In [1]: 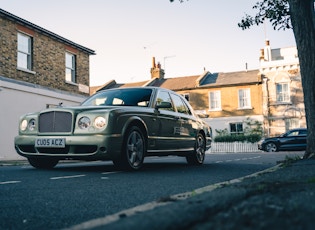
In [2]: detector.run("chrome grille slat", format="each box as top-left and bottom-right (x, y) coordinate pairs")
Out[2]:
(39, 111), (72, 133)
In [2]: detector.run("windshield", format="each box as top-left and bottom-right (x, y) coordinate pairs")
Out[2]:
(82, 88), (153, 107)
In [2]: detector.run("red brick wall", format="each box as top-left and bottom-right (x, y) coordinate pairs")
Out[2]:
(0, 17), (90, 95)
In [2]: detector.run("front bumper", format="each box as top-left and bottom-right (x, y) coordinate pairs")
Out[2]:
(257, 141), (264, 150)
(14, 134), (123, 161)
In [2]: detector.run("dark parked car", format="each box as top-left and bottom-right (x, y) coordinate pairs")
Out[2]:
(15, 87), (212, 170)
(258, 128), (307, 152)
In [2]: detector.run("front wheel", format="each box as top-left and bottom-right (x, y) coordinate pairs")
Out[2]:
(264, 142), (278, 152)
(186, 133), (206, 165)
(114, 126), (146, 171)
(28, 157), (59, 169)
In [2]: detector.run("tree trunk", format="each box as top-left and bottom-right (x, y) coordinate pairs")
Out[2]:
(288, 0), (315, 158)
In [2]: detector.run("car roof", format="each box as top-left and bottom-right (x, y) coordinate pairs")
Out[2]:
(290, 128), (307, 131)
(97, 86), (171, 92)
(96, 86), (179, 96)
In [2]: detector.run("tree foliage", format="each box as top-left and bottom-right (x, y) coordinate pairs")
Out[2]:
(214, 134), (261, 143)
(238, 0), (291, 30)
(238, 0), (315, 159)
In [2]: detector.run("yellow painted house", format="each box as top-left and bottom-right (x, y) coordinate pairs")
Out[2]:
(92, 41), (306, 138)
(92, 58), (264, 138)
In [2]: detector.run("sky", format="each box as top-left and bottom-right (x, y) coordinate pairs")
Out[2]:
(1, 0), (296, 86)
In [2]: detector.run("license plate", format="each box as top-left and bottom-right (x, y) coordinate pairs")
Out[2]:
(35, 138), (65, 148)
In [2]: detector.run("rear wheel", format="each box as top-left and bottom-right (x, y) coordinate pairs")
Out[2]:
(114, 126), (146, 171)
(28, 157), (59, 169)
(265, 142), (278, 152)
(186, 133), (206, 165)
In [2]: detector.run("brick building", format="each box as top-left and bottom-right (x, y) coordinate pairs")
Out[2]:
(0, 8), (95, 95)
(0, 9), (95, 160)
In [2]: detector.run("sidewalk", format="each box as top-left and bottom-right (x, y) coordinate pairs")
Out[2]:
(77, 158), (315, 230)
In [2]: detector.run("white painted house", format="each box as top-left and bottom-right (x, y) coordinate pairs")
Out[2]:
(0, 76), (87, 160)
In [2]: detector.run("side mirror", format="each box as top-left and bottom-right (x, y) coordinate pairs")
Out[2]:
(155, 101), (172, 109)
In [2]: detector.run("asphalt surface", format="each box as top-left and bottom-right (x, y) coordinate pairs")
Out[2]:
(66, 157), (315, 230)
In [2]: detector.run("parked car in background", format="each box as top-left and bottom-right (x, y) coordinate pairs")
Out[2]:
(258, 128), (307, 152)
(15, 87), (212, 170)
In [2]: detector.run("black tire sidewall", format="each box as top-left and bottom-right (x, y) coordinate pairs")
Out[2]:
(122, 126), (146, 170)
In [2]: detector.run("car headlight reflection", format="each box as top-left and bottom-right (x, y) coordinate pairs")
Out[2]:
(20, 119), (28, 131)
(28, 119), (36, 131)
(78, 116), (91, 129)
(94, 116), (106, 129)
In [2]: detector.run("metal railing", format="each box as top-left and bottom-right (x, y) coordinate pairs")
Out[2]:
(209, 142), (260, 153)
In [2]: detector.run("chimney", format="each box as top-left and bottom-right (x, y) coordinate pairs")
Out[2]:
(152, 57), (156, 68)
(150, 57), (165, 79)
(259, 49), (264, 60)
(264, 40), (271, 61)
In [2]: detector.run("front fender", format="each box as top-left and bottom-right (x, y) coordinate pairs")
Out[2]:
(120, 115), (148, 137)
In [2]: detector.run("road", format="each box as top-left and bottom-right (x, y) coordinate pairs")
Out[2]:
(0, 151), (304, 230)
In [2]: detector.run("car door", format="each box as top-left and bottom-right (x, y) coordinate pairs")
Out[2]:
(152, 90), (181, 151)
(280, 130), (300, 150)
(169, 93), (196, 150)
(295, 129), (307, 149)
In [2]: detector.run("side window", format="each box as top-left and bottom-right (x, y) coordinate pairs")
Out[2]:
(171, 94), (191, 115)
(156, 91), (174, 112)
(209, 90), (221, 111)
(238, 89), (251, 109)
(182, 99), (192, 115)
(285, 118), (300, 131)
(230, 122), (243, 135)
(65, 52), (76, 83)
(17, 33), (32, 70)
(276, 83), (290, 103)
(287, 131), (299, 137)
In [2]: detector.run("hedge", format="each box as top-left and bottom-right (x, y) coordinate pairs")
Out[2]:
(214, 134), (261, 143)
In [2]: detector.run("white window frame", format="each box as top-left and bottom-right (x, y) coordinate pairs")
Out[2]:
(238, 88), (251, 109)
(209, 91), (221, 111)
(17, 33), (32, 70)
(276, 82), (290, 103)
(230, 122), (243, 135)
(65, 52), (76, 83)
(285, 118), (300, 131)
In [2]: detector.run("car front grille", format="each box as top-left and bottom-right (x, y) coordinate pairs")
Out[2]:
(39, 111), (72, 133)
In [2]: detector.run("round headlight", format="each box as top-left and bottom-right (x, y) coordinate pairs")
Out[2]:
(94, 116), (106, 129)
(20, 119), (28, 131)
(28, 119), (36, 131)
(78, 116), (91, 129)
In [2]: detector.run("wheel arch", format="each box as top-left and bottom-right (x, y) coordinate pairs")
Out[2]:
(198, 129), (206, 146)
(122, 116), (148, 147)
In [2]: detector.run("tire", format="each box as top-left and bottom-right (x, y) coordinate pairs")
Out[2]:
(264, 142), (278, 152)
(28, 157), (59, 169)
(186, 133), (206, 165)
(115, 126), (146, 171)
